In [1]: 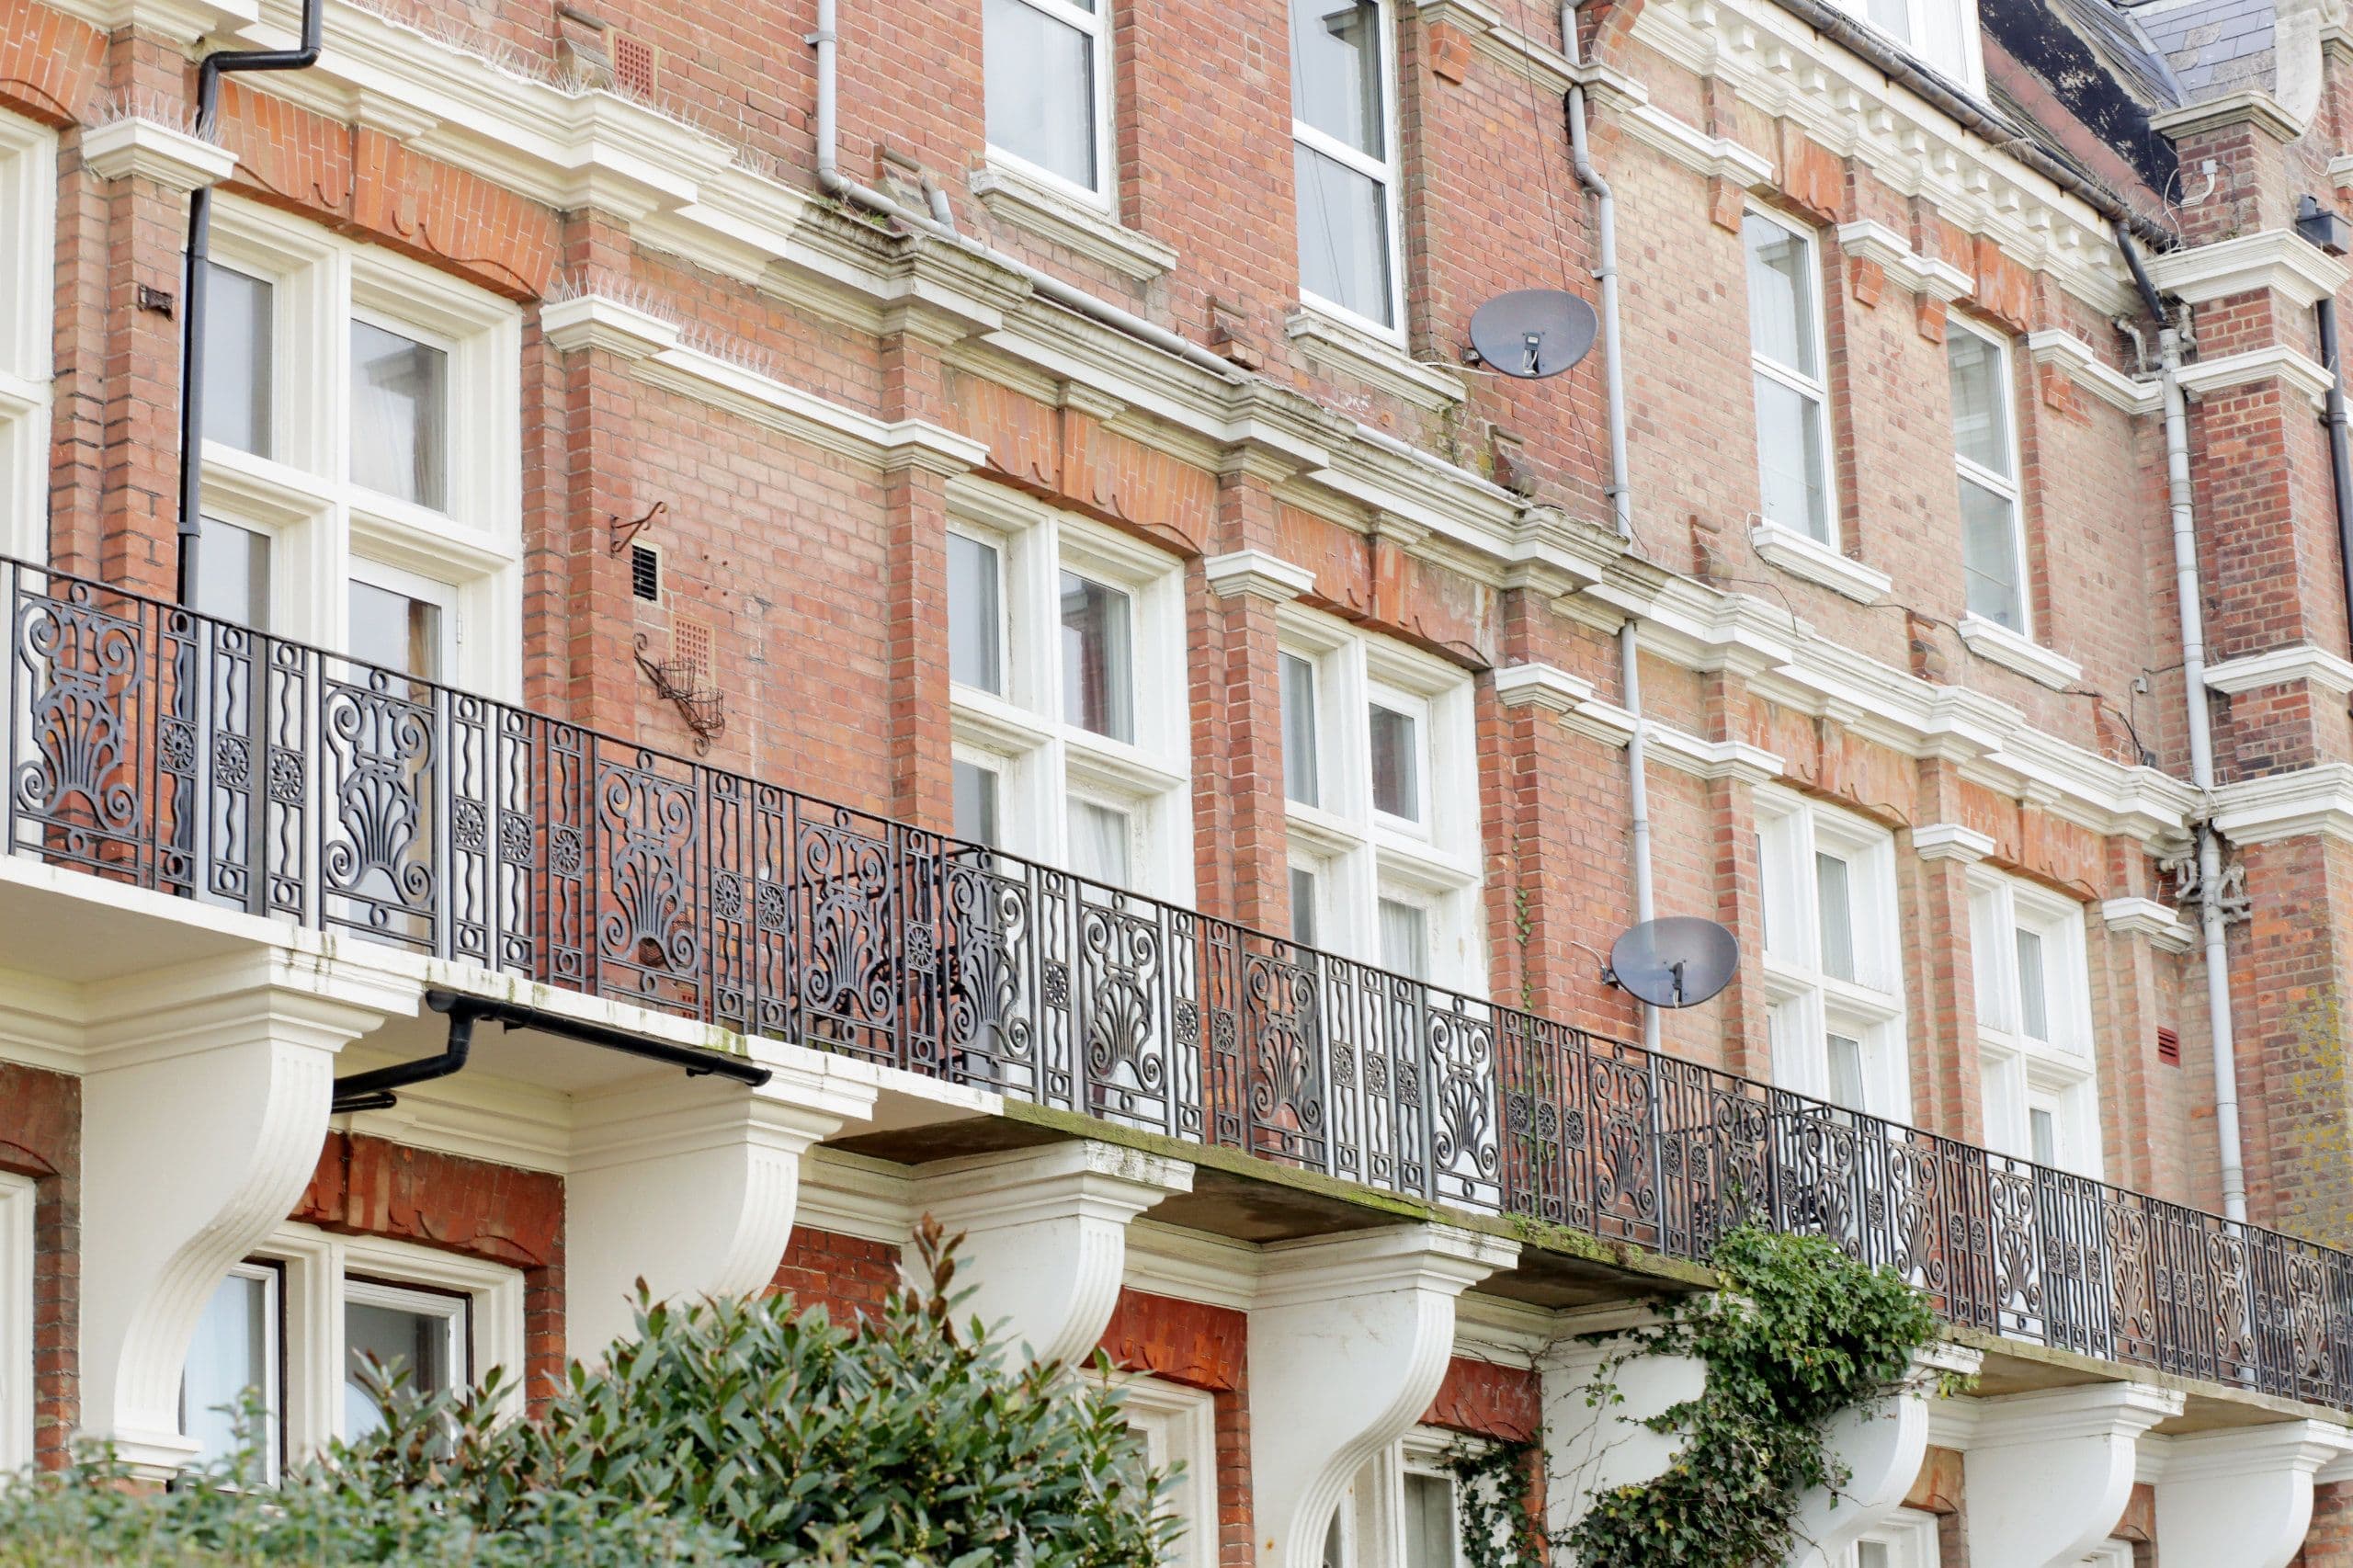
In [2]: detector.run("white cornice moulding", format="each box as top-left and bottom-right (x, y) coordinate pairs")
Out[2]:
(2098, 896), (2196, 952)
(785, 1147), (914, 1246)
(1492, 662), (1597, 714)
(1124, 1219), (1264, 1312)
(632, 342), (988, 476)
(2176, 344), (2337, 408)
(1956, 615), (2083, 691)
(1284, 308), (1467, 413)
(79, 117), (239, 192)
(2143, 229), (2349, 309)
(539, 292), (680, 360)
(1203, 548), (1316, 604)
(2210, 763), (2353, 845)
(1834, 219), (1972, 301)
(1616, 101), (1776, 187)
(967, 163), (1177, 284)
(41, 0), (254, 41)
(2025, 331), (2161, 415)
(1749, 520), (1893, 604)
(2203, 642), (2353, 699)
(2147, 89), (2308, 146)
(1563, 695), (1785, 782)
(1912, 823), (1996, 863)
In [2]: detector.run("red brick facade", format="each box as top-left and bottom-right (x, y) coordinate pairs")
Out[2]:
(0, 1062), (76, 1470)
(767, 1227), (902, 1325)
(1098, 1288), (1252, 1567)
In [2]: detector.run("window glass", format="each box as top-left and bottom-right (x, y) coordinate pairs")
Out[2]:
(1290, 865), (1319, 947)
(1379, 896), (1427, 981)
(203, 262), (272, 459)
(1861, 0), (1909, 40)
(183, 1268), (277, 1476)
(2015, 926), (2049, 1043)
(949, 533), (1005, 694)
(1858, 1543), (1893, 1568)
(1815, 851), (1856, 983)
(1070, 797), (1131, 887)
(1295, 144), (1395, 327)
(1960, 479), (2023, 631)
(1290, 0), (1385, 156)
(348, 579), (443, 684)
(1281, 651), (1321, 806)
(1369, 702), (1419, 821)
(1827, 1031), (1867, 1111)
(1755, 374), (1829, 540)
(1743, 217), (1819, 375)
(983, 0), (1098, 190)
(1402, 1471), (1457, 1568)
(953, 760), (1000, 847)
(349, 319), (448, 509)
(2029, 1105), (2058, 1165)
(194, 519), (271, 630)
(1059, 571), (1134, 742)
(1947, 332), (2011, 476)
(345, 1286), (461, 1440)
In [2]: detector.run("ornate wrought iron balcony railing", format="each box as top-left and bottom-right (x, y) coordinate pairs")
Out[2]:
(6, 554), (2349, 1408)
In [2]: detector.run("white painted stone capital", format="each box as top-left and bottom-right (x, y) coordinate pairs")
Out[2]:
(1250, 1224), (1518, 1566)
(2148, 1420), (2353, 1568)
(80, 116), (237, 192)
(564, 1060), (876, 1356)
(915, 1141), (1193, 1367)
(1788, 1344), (1982, 1568)
(1203, 548), (1317, 605)
(79, 952), (422, 1474)
(1911, 823), (1996, 864)
(1961, 1382), (2183, 1568)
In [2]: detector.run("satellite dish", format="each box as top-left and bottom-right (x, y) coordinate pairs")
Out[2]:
(1608, 916), (1740, 1008)
(1467, 289), (1599, 380)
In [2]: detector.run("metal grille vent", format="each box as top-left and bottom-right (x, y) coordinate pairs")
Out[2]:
(2156, 1026), (2181, 1066)
(631, 544), (659, 602)
(612, 32), (654, 97)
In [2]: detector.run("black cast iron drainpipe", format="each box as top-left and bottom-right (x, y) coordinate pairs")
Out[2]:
(175, 0), (325, 608)
(330, 990), (773, 1114)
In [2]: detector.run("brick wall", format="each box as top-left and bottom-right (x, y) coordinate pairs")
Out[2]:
(1098, 1288), (1252, 1568)
(767, 1227), (901, 1325)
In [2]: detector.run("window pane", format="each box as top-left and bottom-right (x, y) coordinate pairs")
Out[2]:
(349, 320), (449, 509)
(1743, 216), (1819, 376)
(2015, 927), (2049, 1042)
(1069, 797), (1131, 886)
(1402, 1472), (1456, 1568)
(194, 518), (270, 630)
(2029, 1105), (2058, 1166)
(1756, 372), (1829, 540)
(348, 580), (443, 683)
(1296, 142), (1394, 327)
(1290, 0), (1385, 156)
(1815, 852), (1856, 983)
(984, 0), (1097, 189)
(1827, 1031), (1867, 1111)
(1960, 477), (2024, 631)
(1369, 702), (1419, 819)
(1948, 331), (2012, 476)
(1858, 1542), (1893, 1568)
(949, 533), (1004, 694)
(202, 262), (271, 458)
(1379, 896), (1427, 981)
(953, 760), (1000, 846)
(346, 1294), (459, 1440)
(1290, 865), (1318, 947)
(1281, 652), (1321, 806)
(1060, 571), (1134, 742)
(183, 1271), (273, 1472)
(1861, 0), (1910, 39)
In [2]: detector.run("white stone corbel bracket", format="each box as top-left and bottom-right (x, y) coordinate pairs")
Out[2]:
(1962, 1381), (2184, 1568)
(915, 1141), (1194, 1368)
(79, 951), (423, 1474)
(1250, 1223), (1519, 1565)
(565, 1055), (877, 1357)
(2149, 1419), (2353, 1568)
(1788, 1343), (1982, 1567)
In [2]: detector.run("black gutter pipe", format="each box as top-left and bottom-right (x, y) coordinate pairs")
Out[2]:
(330, 989), (773, 1114)
(2116, 218), (2167, 320)
(2320, 298), (2353, 656)
(176, 0), (325, 607)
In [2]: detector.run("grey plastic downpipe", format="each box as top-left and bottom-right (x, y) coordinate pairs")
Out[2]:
(1563, 0), (1657, 1048)
(2119, 222), (2246, 1223)
(808, 0), (1242, 385)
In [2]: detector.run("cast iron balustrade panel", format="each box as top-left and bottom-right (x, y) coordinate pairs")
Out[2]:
(6, 554), (2352, 1408)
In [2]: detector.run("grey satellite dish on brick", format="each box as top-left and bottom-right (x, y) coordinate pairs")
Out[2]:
(1467, 289), (1600, 380)
(1607, 916), (1740, 1008)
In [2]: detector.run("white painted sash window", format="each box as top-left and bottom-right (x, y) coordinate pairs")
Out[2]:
(1290, 0), (1404, 335)
(1744, 210), (1836, 546)
(0, 111), (55, 562)
(984, 0), (1113, 201)
(1971, 870), (2100, 1176)
(1756, 790), (1908, 1119)
(1119, 1376), (1218, 1567)
(0, 1171), (34, 1474)
(1948, 323), (2029, 634)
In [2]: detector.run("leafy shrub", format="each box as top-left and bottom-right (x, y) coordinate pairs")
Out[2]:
(0, 1218), (1172, 1567)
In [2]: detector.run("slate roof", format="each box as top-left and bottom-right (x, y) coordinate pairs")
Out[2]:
(2118, 0), (2277, 97)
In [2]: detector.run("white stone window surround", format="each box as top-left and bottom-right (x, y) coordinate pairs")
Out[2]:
(1845, 1506), (1942, 1566)
(1275, 603), (1484, 992)
(0, 111), (56, 563)
(1118, 1374), (1219, 1568)
(192, 196), (523, 699)
(229, 1222), (526, 1463)
(1946, 316), (2034, 640)
(1742, 202), (1842, 548)
(1755, 786), (1911, 1120)
(1324, 1426), (1480, 1567)
(983, 0), (1118, 210)
(1290, 0), (1409, 342)
(945, 484), (1194, 902)
(0, 1169), (31, 1473)
(1968, 868), (2102, 1178)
